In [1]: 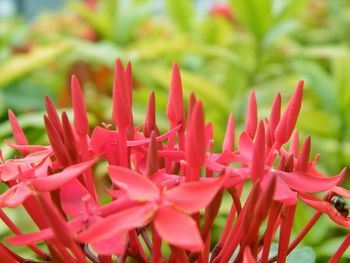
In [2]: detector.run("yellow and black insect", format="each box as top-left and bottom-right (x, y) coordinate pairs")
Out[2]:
(331, 196), (349, 217)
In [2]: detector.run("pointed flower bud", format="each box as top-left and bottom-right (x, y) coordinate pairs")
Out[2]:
(8, 110), (29, 156)
(45, 96), (64, 141)
(222, 114), (235, 153)
(275, 81), (303, 144)
(251, 121), (265, 183)
(146, 131), (159, 177)
(296, 136), (311, 172)
(125, 62), (133, 107)
(244, 90), (258, 139)
(289, 131), (299, 157)
(44, 115), (70, 167)
(268, 92), (281, 142)
(71, 75), (89, 136)
(112, 59), (132, 131)
(185, 101), (206, 167)
(187, 92), (197, 125)
(143, 91), (158, 138)
(166, 63), (185, 127)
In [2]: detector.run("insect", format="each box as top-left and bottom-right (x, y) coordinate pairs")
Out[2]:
(331, 196), (349, 217)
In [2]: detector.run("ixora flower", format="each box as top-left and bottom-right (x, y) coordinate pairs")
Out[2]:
(0, 59), (348, 262)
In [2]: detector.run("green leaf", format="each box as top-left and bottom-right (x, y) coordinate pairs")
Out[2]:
(146, 65), (230, 113)
(0, 42), (70, 88)
(290, 60), (337, 113)
(165, 0), (194, 32)
(229, 0), (273, 40)
(274, 0), (310, 23)
(69, 39), (126, 65)
(295, 46), (348, 59)
(287, 246), (316, 263)
(269, 243), (316, 263)
(113, 3), (154, 44)
(316, 236), (350, 258)
(332, 54), (350, 111)
(69, 2), (113, 40)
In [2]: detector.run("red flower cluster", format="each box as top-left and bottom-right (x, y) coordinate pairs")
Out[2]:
(0, 60), (349, 263)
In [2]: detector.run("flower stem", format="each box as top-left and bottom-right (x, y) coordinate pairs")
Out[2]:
(329, 232), (350, 263)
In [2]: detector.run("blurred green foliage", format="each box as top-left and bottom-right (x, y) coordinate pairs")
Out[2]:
(1, 0), (350, 261)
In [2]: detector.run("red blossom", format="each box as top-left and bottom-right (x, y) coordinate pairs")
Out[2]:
(0, 61), (348, 262)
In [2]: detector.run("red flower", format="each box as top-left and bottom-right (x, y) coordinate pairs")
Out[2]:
(76, 165), (226, 254)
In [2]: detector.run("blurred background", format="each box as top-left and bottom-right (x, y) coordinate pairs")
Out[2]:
(1, 0), (350, 261)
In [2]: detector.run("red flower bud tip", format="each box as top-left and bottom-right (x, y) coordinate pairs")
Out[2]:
(268, 92), (281, 137)
(296, 136), (311, 172)
(61, 112), (79, 163)
(44, 115), (70, 167)
(71, 75), (89, 136)
(146, 131), (159, 177)
(275, 81), (303, 144)
(187, 92), (197, 123)
(125, 62), (135, 140)
(222, 114), (235, 153)
(8, 109), (29, 156)
(45, 96), (64, 141)
(143, 91), (158, 138)
(289, 131), (299, 157)
(166, 63), (185, 127)
(245, 90), (258, 139)
(112, 59), (132, 131)
(186, 101), (206, 168)
(251, 121), (265, 183)
(125, 61), (133, 107)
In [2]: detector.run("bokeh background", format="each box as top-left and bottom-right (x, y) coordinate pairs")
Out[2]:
(1, 0), (350, 261)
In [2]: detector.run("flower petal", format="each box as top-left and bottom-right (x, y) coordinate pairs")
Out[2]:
(60, 179), (94, 218)
(276, 170), (342, 193)
(0, 162), (30, 181)
(299, 193), (350, 228)
(332, 185), (350, 199)
(127, 124), (181, 147)
(154, 206), (203, 251)
(7, 228), (53, 246)
(31, 159), (96, 192)
(90, 127), (117, 156)
(5, 141), (50, 152)
(166, 176), (225, 213)
(90, 231), (128, 255)
(77, 203), (156, 242)
(238, 131), (253, 163)
(0, 184), (32, 207)
(7, 217), (85, 245)
(108, 165), (160, 201)
(269, 175), (297, 205)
